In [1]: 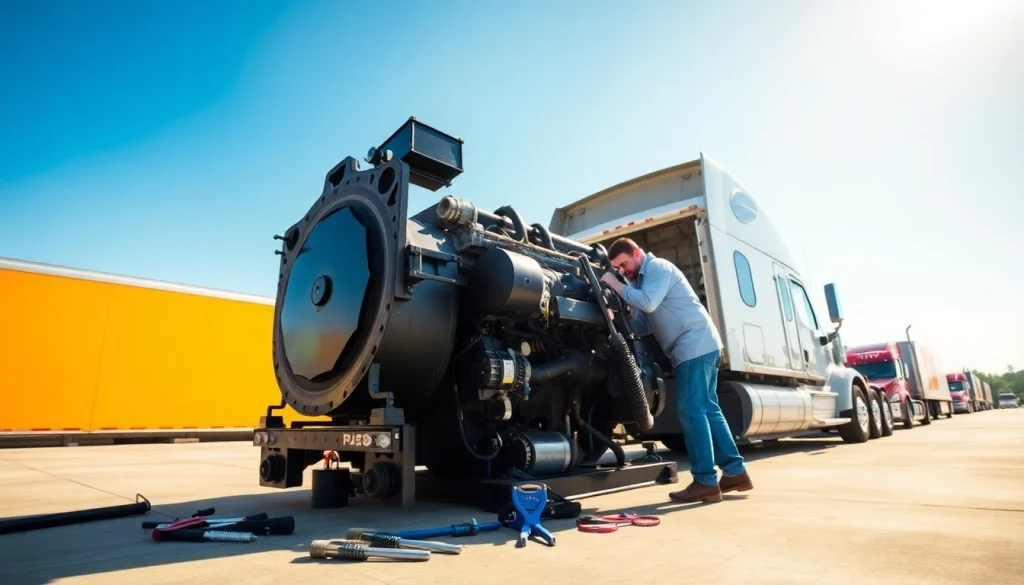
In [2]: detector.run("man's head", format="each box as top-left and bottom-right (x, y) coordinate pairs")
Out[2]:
(607, 237), (645, 280)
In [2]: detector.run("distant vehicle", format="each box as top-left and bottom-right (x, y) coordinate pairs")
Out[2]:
(946, 372), (974, 414)
(946, 371), (991, 413)
(998, 393), (1020, 408)
(845, 340), (953, 428)
(983, 381), (995, 409)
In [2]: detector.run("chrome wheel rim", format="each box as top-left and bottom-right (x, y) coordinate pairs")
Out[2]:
(857, 395), (870, 434)
(871, 399), (882, 435)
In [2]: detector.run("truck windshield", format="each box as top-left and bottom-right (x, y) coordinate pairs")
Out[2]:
(948, 381), (964, 391)
(853, 360), (897, 381)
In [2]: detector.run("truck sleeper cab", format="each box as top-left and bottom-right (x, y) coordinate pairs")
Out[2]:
(547, 154), (891, 449)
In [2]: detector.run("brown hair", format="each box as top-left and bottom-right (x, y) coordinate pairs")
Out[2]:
(607, 237), (640, 260)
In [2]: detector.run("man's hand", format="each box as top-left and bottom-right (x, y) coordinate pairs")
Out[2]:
(600, 272), (622, 294)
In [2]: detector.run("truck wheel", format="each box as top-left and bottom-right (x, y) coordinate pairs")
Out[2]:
(839, 386), (871, 443)
(879, 393), (894, 437)
(920, 401), (932, 426)
(868, 391), (883, 439)
(900, 398), (914, 430)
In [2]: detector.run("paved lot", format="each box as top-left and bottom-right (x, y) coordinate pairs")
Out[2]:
(1, 409), (1022, 585)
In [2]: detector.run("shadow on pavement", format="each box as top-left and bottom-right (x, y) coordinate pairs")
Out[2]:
(0, 432), (849, 584)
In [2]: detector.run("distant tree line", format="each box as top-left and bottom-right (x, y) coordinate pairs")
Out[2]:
(975, 367), (1024, 401)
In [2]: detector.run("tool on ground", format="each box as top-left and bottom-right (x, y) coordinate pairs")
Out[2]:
(148, 513), (293, 542)
(152, 528), (258, 543)
(142, 512), (267, 529)
(497, 478), (581, 525)
(390, 518), (502, 540)
(309, 539), (431, 562)
(147, 515), (292, 536)
(575, 512), (661, 533)
(504, 482), (555, 547)
(0, 493), (152, 536)
(342, 528), (463, 554)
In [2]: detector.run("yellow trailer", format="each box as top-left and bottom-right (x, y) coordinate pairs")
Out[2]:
(0, 256), (315, 446)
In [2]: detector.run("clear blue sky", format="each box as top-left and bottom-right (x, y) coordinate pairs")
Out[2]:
(2, 0), (1022, 373)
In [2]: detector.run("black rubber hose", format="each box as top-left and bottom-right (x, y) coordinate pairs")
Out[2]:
(0, 495), (151, 535)
(572, 394), (625, 468)
(530, 222), (555, 250)
(452, 369), (502, 461)
(577, 255), (655, 432)
(608, 333), (655, 431)
(494, 206), (527, 242)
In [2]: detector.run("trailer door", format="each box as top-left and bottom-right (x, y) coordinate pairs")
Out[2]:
(772, 263), (802, 372)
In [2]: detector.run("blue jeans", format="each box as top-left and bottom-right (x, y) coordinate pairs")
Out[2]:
(674, 350), (746, 486)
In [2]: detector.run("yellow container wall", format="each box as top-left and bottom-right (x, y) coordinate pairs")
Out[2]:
(0, 265), (320, 432)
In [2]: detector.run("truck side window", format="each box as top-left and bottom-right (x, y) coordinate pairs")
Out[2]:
(776, 276), (794, 321)
(733, 251), (756, 307)
(789, 279), (819, 329)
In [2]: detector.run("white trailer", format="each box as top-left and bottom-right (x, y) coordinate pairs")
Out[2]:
(548, 154), (893, 448)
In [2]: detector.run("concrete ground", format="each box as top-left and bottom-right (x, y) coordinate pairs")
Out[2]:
(1, 410), (1022, 585)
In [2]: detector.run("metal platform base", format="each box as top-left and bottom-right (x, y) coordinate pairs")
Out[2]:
(401, 461), (679, 512)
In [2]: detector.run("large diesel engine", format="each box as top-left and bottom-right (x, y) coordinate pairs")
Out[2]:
(255, 118), (676, 506)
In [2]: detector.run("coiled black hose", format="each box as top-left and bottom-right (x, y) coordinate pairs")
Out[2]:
(576, 255), (655, 432)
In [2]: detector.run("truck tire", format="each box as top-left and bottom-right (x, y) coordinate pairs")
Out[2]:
(920, 401), (932, 426)
(839, 386), (871, 444)
(879, 393), (894, 437)
(900, 398), (914, 430)
(868, 391), (883, 439)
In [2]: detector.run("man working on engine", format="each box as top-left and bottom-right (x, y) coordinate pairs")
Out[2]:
(600, 237), (752, 503)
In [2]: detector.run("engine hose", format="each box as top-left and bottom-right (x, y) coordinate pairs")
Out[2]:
(572, 394), (625, 468)
(591, 242), (610, 268)
(494, 206), (527, 242)
(530, 222), (555, 250)
(576, 254), (655, 432)
(608, 332), (655, 431)
(452, 367), (502, 461)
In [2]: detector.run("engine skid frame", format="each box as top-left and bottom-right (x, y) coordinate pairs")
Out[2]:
(255, 406), (678, 512)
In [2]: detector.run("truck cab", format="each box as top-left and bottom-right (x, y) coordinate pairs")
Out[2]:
(845, 342), (922, 429)
(946, 372), (973, 414)
(547, 154), (891, 447)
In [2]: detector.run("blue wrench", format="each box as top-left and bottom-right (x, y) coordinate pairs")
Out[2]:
(507, 482), (555, 547)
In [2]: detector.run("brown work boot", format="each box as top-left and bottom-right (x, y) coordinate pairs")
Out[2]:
(720, 471), (753, 494)
(669, 481), (723, 504)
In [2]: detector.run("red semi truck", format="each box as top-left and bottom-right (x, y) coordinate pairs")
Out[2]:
(845, 340), (953, 429)
(946, 372), (974, 414)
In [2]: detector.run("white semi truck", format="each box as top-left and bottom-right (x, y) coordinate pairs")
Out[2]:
(547, 154), (893, 449)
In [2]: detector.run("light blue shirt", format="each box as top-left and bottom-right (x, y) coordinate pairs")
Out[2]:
(618, 252), (723, 368)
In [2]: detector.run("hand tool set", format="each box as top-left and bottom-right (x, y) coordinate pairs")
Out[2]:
(142, 508), (295, 543)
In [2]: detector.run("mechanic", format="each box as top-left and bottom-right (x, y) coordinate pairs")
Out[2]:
(600, 237), (753, 503)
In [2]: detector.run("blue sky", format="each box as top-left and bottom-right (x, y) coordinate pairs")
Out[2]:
(2, 0), (1022, 373)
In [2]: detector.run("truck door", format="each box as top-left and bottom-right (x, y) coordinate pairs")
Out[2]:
(787, 277), (829, 380)
(772, 263), (802, 372)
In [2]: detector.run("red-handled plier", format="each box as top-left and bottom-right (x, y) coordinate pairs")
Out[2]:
(576, 512), (660, 533)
